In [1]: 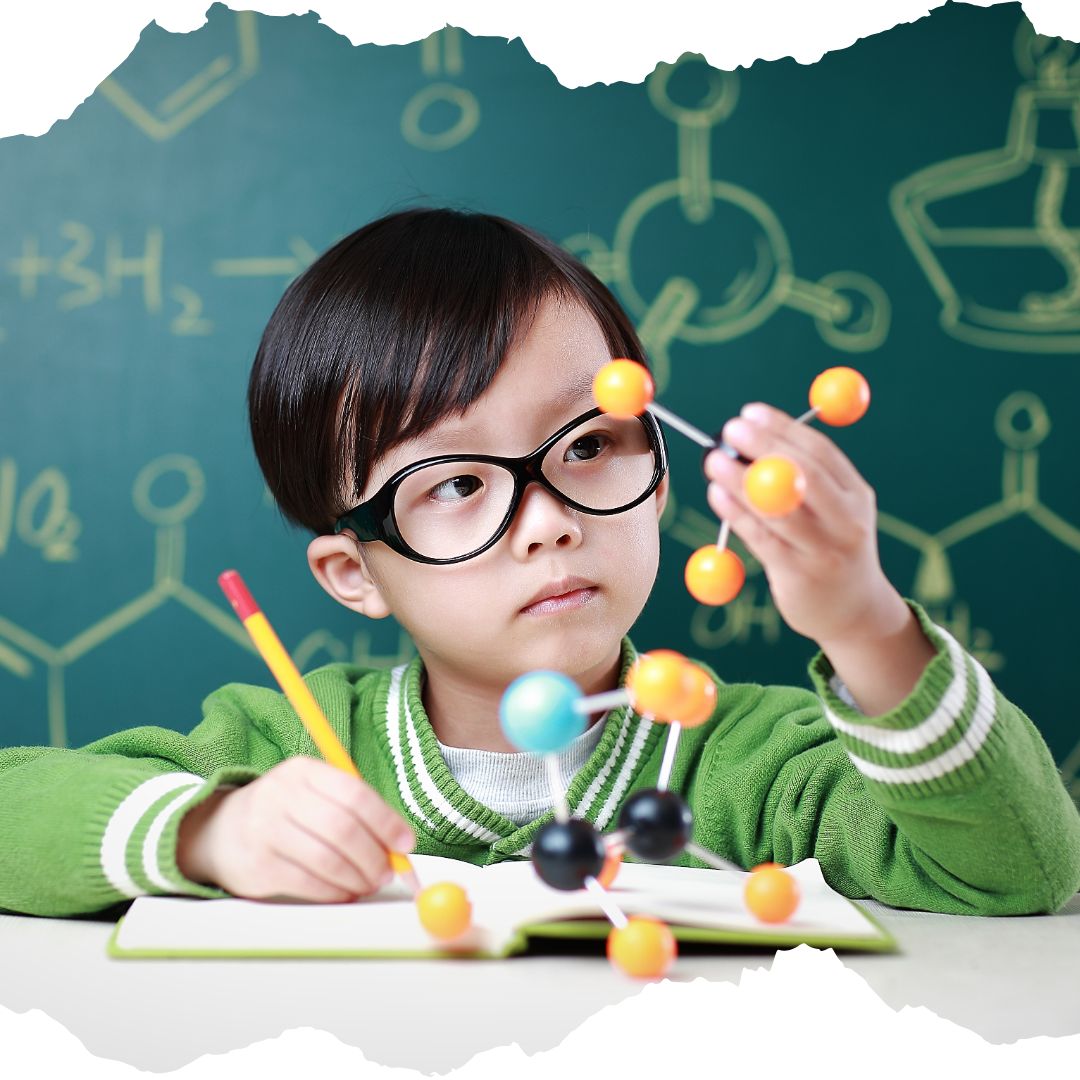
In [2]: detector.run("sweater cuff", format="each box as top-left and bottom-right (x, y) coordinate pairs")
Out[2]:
(808, 601), (1005, 798)
(99, 767), (259, 901)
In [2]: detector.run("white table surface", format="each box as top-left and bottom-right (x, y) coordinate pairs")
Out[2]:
(1, 893), (1078, 1074)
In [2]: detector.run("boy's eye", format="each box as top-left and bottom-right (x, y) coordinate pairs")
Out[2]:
(564, 435), (607, 462)
(428, 474), (483, 502)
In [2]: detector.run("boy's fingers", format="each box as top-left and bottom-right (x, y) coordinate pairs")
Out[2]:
(211, 768), (400, 901)
(755, 403), (867, 492)
(264, 849), (361, 904)
(707, 417), (869, 552)
(706, 480), (795, 568)
(276, 756), (416, 853)
(252, 760), (415, 897)
(301, 764), (416, 854)
(285, 787), (395, 893)
(727, 404), (866, 493)
(272, 814), (386, 897)
(235, 813), (361, 902)
(705, 446), (846, 557)
(344, 784), (417, 855)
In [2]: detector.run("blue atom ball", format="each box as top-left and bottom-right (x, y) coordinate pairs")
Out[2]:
(500, 671), (585, 754)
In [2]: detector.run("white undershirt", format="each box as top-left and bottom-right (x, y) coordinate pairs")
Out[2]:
(828, 674), (865, 714)
(437, 716), (608, 827)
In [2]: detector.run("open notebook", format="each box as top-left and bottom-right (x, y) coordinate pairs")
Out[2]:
(109, 853), (895, 958)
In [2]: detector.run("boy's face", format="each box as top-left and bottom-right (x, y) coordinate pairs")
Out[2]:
(310, 295), (667, 701)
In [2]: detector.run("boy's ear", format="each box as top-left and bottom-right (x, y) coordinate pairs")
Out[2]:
(307, 533), (391, 619)
(654, 473), (670, 521)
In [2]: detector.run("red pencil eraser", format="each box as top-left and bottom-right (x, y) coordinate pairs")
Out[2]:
(218, 570), (260, 621)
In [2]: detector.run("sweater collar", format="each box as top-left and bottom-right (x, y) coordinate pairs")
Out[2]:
(378, 639), (663, 860)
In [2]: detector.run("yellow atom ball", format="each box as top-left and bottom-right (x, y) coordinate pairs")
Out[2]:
(627, 652), (692, 720)
(685, 545), (745, 606)
(607, 916), (677, 978)
(663, 663), (717, 728)
(416, 882), (472, 940)
(809, 367), (870, 427)
(744, 867), (800, 924)
(744, 456), (806, 517)
(592, 360), (654, 419)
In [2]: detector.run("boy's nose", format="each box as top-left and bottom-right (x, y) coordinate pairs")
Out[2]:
(508, 483), (583, 559)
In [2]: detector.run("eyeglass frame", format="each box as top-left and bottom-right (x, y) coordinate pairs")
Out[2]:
(333, 407), (669, 565)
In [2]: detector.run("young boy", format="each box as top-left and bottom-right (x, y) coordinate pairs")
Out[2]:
(1, 208), (1078, 918)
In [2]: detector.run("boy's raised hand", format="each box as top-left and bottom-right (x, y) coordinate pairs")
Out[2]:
(176, 757), (416, 902)
(704, 402), (935, 716)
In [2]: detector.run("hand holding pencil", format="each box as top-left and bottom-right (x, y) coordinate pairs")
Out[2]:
(174, 754), (417, 902)
(172, 570), (476, 936)
(217, 570), (421, 895)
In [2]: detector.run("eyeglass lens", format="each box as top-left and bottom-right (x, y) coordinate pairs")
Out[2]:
(391, 415), (657, 560)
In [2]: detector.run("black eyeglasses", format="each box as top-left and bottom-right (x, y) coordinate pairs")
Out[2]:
(334, 408), (668, 564)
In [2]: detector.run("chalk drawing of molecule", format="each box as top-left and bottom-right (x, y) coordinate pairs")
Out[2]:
(0, 455), (413, 748)
(564, 54), (891, 392)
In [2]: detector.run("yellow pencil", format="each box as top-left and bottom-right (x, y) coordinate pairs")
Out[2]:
(218, 570), (419, 895)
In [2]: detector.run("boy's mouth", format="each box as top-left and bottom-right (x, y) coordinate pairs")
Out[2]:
(520, 577), (598, 616)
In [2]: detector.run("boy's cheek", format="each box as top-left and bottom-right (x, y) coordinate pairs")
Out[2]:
(384, 565), (508, 642)
(603, 512), (662, 574)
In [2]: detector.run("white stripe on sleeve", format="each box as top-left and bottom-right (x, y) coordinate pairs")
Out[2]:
(824, 631), (970, 755)
(141, 782), (204, 892)
(99, 773), (203, 899)
(845, 657), (996, 785)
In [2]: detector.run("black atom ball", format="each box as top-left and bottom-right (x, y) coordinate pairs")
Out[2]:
(617, 788), (693, 862)
(532, 819), (606, 891)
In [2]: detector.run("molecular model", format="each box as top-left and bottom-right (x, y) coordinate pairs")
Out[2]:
(592, 360), (870, 607)
(387, 367), (866, 960)
(500, 651), (802, 978)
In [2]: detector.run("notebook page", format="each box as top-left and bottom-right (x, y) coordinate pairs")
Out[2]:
(115, 854), (883, 955)
(114, 855), (506, 955)
(610, 860), (882, 938)
(473, 858), (884, 940)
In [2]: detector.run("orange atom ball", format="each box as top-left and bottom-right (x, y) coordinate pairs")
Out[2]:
(627, 652), (694, 719)
(416, 882), (472, 940)
(685, 545), (745, 606)
(750, 862), (785, 872)
(744, 456), (806, 517)
(643, 648), (684, 662)
(744, 867), (800, 924)
(597, 847), (623, 888)
(592, 360), (655, 419)
(809, 367), (870, 427)
(607, 916), (677, 978)
(664, 662), (717, 728)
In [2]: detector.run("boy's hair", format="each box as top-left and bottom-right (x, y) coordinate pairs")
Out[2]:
(248, 208), (649, 535)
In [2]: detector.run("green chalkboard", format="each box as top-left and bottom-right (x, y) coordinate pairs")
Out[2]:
(1, 3), (1078, 806)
